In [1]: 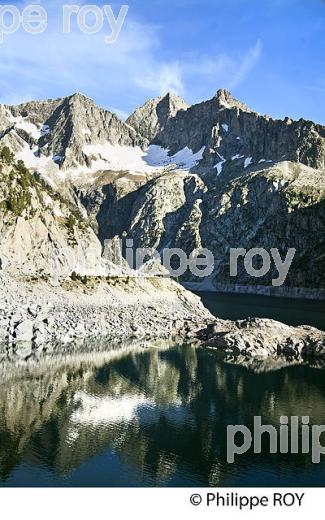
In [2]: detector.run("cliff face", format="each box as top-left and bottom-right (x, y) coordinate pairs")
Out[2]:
(0, 94), (147, 175)
(0, 152), (105, 276)
(200, 161), (325, 291)
(115, 89), (325, 294)
(0, 148), (213, 350)
(87, 161), (323, 293)
(126, 92), (190, 141)
(144, 89), (325, 174)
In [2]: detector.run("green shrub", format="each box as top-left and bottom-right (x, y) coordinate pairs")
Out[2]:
(70, 271), (79, 282)
(66, 214), (76, 229)
(0, 146), (14, 164)
(70, 271), (88, 284)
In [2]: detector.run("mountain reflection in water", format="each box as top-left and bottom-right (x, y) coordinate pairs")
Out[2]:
(1, 341), (325, 487)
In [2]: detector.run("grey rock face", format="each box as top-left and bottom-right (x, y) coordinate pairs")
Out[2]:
(193, 318), (325, 359)
(95, 160), (324, 292)
(199, 161), (325, 291)
(126, 171), (205, 252)
(8, 98), (64, 127)
(0, 152), (104, 276)
(39, 93), (147, 170)
(126, 92), (190, 141)
(128, 88), (325, 173)
(0, 93), (147, 171)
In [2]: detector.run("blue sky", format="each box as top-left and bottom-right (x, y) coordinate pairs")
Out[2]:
(0, 0), (325, 123)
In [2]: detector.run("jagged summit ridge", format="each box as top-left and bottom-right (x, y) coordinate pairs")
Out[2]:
(126, 92), (190, 141)
(0, 89), (325, 181)
(0, 93), (147, 174)
(147, 89), (325, 173)
(214, 88), (254, 112)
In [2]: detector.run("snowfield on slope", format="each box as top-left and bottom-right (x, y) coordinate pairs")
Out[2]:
(82, 143), (205, 173)
(16, 141), (205, 179)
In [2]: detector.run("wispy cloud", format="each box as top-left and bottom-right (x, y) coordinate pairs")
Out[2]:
(228, 40), (263, 89)
(136, 62), (184, 96)
(0, 1), (263, 114)
(0, 11), (160, 107)
(136, 39), (263, 100)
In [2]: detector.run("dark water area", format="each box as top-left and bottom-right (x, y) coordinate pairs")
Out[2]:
(1, 342), (325, 487)
(198, 292), (325, 331)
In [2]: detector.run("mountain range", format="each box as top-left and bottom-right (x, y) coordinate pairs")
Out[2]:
(0, 89), (324, 296)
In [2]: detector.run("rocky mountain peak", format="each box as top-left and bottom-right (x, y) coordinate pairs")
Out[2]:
(214, 88), (254, 113)
(1, 89), (325, 185)
(149, 88), (325, 173)
(0, 93), (147, 173)
(126, 92), (190, 141)
(69, 91), (91, 101)
(159, 92), (189, 115)
(215, 88), (232, 101)
(63, 92), (99, 114)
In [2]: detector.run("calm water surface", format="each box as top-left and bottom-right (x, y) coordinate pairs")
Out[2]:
(0, 294), (325, 487)
(1, 344), (325, 486)
(198, 292), (325, 331)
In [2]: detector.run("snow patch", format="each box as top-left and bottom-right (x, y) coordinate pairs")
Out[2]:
(214, 152), (226, 176)
(82, 143), (205, 173)
(144, 145), (171, 166)
(170, 146), (205, 169)
(221, 123), (229, 132)
(8, 113), (50, 140)
(17, 145), (55, 170)
(15, 140), (205, 180)
(244, 157), (252, 168)
(215, 161), (224, 175)
(12, 118), (41, 140)
(41, 125), (50, 137)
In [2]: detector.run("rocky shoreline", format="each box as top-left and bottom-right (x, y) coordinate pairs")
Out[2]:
(0, 272), (324, 363)
(190, 317), (325, 359)
(0, 272), (212, 359)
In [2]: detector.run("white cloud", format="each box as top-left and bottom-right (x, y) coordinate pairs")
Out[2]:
(228, 39), (263, 89)
(136, 40), (263, 99)
(136, 61), (184, 96)
(0, 0), (263, 112)
(0, 16), (159, 104)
